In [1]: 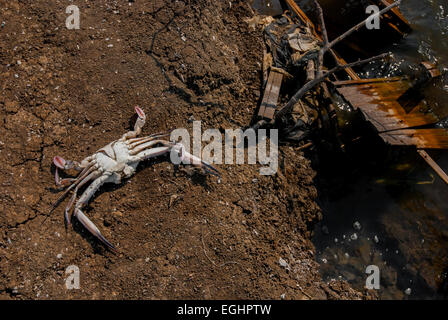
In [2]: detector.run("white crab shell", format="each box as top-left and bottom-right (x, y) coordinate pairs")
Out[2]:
(94, 140), (139, 183)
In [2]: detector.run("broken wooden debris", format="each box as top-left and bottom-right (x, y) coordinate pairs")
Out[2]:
(258, 70), (283, 121)
(276, 53), (390, 120)
(284, 0), (360, 80)
(417, 150), (448, 185)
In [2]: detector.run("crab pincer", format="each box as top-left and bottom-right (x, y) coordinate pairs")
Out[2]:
(175, 143), (221, 177)
(53, 157), (75, 187)
(53, 156), (67, 169)
(74, 208), (117, 252)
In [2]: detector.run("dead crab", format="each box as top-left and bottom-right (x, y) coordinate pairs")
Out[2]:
(51, 106), (219, 251)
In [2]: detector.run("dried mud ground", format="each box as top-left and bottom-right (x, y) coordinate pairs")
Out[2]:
(0, 0), (370, 299)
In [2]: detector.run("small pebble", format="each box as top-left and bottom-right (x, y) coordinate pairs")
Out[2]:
(350, 233), (358, 241)
(374, 235), (379, 243)
(353, 221), (362, 230)
(56, 253), (62, 259)
(404, 288), (412, 295)
(279, 257), (288, 268)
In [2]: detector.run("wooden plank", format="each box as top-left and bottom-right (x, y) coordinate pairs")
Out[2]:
(265, 72), (283, 119)
(417, 150), (448, 185)
(258, 71), (275, 117)
(258, 71), (283, 120)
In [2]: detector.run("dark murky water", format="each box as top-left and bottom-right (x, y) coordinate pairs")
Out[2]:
(250, 0), (284, 16)
(312, 0), (448, 300)
(251, 0), (448, 299)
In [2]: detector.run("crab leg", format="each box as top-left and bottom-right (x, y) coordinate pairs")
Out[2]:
(128, 133), (171, 149)
(49, 164), (98, 214)
(176, 144), (221, 177)
(64, 170), (102, 226)
(127, 146), (171, 162)
(126, 130), (172, 144)
(129, 139), (172, 156)
(73, 174), (116, 251)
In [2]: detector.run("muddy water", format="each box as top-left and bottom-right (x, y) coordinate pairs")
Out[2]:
(251, 0), (448, 299)
(310, 0), (448, 300)
(249, 0), (284, 16)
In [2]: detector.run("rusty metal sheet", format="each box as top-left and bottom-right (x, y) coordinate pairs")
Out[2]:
(380, 129), (448, 149)
(336, 80), (440, 132)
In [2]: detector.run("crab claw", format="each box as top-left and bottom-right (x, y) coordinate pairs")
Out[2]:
(53, 156), (66, 169)
(135, 106), (146, 120)
(74, 209), (116, 252)
(175, 144), (220, 177)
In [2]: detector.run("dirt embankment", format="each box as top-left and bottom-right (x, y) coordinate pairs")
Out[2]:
(0, 0), (370, 299)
